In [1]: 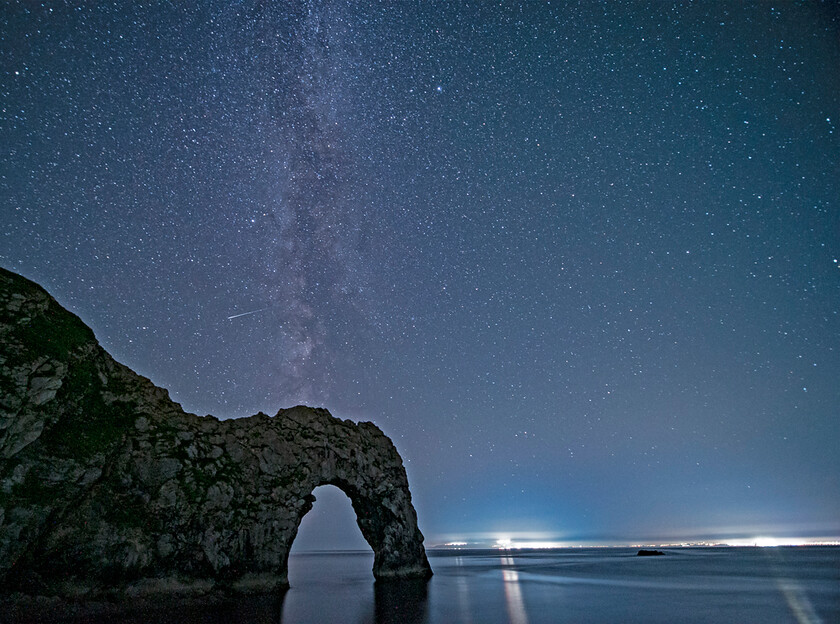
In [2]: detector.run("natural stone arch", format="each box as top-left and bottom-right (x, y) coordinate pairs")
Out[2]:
(285, 473), (431, 582)
(0, 268), (432, 596)
(273, 408), (434, 582)
(21, 407), (434, 593)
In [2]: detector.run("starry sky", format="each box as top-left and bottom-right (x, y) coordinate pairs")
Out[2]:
(2, 1), (839, 548)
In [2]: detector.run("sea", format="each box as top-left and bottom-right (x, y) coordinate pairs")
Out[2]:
(7, 547), (839, 623)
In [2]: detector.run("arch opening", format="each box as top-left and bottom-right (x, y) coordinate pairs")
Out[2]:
(287, 485), (375, 589)
(290, 485), (372, 553)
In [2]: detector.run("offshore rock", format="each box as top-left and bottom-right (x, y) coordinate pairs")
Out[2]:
(636, 549), (666, 556)
(0, 267), (432, 597)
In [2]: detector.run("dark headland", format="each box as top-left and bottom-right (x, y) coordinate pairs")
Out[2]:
(0, 267), (431, 602)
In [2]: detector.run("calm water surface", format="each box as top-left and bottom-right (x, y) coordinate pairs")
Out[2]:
(10, 547), (840, 623)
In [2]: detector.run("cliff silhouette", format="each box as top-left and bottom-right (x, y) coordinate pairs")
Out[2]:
(0, 267), (431, 598)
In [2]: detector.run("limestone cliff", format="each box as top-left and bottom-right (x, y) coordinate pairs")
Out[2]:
(0, 267), (432, 597)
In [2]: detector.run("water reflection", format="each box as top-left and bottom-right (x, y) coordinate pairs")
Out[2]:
(762, 547), (824, 624)
(374, 578), (429, 624)
(213, 593), (287, 624)
(9, 548), (838, 624)
(500, 555), (529, 624)
(4, 592), (289, 624)
(454, 557), (473, 624)
(777, 578), (823, 624)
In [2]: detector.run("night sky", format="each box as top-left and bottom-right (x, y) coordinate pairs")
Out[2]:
(2, 1), (839, 548)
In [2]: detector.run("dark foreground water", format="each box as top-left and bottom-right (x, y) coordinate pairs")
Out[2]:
(7, 547), (840, 623)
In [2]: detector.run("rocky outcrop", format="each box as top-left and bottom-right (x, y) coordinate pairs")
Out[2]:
(0, 267), (432, 597)
(636, 549), (665, 556)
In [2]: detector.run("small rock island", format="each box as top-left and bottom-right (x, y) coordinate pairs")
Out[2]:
(0, 267), (432, 598)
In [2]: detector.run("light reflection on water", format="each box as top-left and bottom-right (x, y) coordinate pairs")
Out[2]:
(500, 555), (529, 624)
(282, 546), (839, 624)
(453, 556), (473, 624)
(777, 578), (823, 624)
(761, 546), (825, 624)
(6, 547), (839, 623)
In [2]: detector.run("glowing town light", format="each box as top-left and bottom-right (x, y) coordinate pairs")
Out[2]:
(496, 537), (513, 549)
(726, 536), (811, 547)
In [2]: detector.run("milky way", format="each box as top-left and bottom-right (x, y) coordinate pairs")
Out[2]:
(235, 2), (373, 404)
(2, 1), (839, 546)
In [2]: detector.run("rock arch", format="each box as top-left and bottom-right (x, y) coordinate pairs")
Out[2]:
(286, 472), (431, 581)
(269, 407), (435, 583)
(0, 268), (432, 596)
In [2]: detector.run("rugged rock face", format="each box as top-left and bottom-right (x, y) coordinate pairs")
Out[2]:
(0, 267), (432, 597)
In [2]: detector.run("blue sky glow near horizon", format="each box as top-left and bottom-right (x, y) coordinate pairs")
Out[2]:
(2, 1), (839, 548)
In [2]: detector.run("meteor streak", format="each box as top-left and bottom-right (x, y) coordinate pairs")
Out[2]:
(226, 307), (268, 320)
